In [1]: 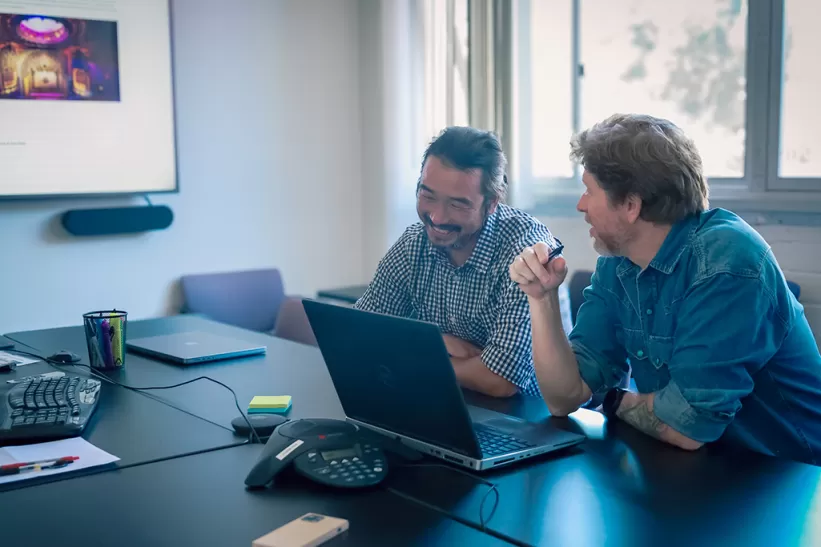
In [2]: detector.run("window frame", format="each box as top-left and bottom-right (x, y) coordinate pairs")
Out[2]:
(512, 0), (821, 218)
(512, 0), (580, 214)
(765, 0), (821, 192)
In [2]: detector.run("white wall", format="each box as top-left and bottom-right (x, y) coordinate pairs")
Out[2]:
(756, 224), (821, 345)
(0, 0), (365, 334)
(540, 215), (821, 346)
(357, 0), (430, 275)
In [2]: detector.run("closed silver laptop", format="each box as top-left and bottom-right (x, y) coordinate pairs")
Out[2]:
(126, 331), (266, 365)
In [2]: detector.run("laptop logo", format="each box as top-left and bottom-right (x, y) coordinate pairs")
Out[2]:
(378, 365), (395, 388)
(184, 341), (199, 346)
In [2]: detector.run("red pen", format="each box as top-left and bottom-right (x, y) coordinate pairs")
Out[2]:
(0, 456), (79, 476)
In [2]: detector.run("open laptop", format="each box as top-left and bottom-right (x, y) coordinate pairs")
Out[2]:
(126, 331), (266, 365)
(302, 300), (585, 471)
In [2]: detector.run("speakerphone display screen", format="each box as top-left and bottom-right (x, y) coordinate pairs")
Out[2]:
(320, 447), (358, 461)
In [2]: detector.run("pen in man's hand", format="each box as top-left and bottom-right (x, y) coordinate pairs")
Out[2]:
(546, 242), (564, 263)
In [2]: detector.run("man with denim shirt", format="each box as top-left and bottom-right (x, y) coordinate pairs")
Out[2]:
(509, 113), (821, 464)
(356, 126), (572, 398)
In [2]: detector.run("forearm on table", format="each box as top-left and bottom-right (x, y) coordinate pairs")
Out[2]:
(451, 355), (519, 398)
(615, 392), (703, 451)
(529, 292), (590, 415)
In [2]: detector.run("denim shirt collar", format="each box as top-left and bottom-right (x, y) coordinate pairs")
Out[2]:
(616, 213), (699, 277)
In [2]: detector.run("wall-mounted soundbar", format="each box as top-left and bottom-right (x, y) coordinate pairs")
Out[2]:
(62, 205), (174, 236)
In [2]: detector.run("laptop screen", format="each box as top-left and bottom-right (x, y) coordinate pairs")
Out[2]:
(304, 301), (482, 457)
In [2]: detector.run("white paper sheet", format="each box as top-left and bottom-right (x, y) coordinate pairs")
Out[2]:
(0, 437), (119, 485)
(0, 351), (39, 367)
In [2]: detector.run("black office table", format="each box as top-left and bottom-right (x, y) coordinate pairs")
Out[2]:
(9, 317), (821, 547)
(0, 443), (512, 547)
(0, 359), (243, 493)
(388, 392), (821, 547)
(5, 315), (345, 431)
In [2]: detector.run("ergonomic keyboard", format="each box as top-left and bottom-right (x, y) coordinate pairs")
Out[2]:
(0, 372), (101, 442)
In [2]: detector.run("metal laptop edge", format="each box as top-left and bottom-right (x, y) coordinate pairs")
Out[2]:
(127, 342), (265, 364)
(347, 417), (584, 472)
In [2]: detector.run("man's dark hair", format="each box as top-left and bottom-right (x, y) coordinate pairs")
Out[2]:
(419, 126), (508, 204)
(570, 113), (709, 224)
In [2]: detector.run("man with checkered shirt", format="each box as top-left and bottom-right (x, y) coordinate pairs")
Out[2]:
(355, 127), (572, 398)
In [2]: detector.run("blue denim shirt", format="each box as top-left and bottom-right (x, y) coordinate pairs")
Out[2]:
(570, 208), (821, 465)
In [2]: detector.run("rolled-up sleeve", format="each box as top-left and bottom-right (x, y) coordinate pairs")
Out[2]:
(653, 381), (740, 442)
(569, 259), (630, 395)
(485, 227), (573, 393)
(653, 273), (788, 442)
(481, 281), (538, 392)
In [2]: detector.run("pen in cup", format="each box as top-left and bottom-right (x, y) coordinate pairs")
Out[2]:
(101, 318), (113, 366)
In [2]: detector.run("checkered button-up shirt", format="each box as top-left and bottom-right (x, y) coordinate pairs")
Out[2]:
(354, 204), (573, 396)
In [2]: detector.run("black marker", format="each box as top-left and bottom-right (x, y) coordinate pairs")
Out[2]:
(546, 241), (564, 263)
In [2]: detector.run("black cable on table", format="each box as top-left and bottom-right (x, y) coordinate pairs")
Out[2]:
(385, 481), (527, 547)
(398, 462), (500, 528)
(7, 349), (262, 445)
(9, 349), (526, 544)
(384, 461), (531, 546)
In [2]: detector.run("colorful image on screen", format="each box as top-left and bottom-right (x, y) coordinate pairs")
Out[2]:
(0, 13), (120, 101)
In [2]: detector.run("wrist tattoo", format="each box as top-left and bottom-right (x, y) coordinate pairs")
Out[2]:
(617, 398), (666, 439)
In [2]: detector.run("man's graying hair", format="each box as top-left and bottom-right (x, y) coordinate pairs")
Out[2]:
(570, 113), (709, 224)
(419, 126), (508, 205)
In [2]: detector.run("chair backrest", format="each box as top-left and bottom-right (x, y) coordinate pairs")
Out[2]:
(568, 270), (594, 326)
(180, 268), (286, 333)
(273, 297), (317, 346)
(787, 280), (801, 300)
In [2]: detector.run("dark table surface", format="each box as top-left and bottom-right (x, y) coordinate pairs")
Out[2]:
(0, 358), (242, 493)
(7, 316), (821, 547)
(389, 392), (821, 547)
(5, 315), (345, 432)
(0, 443), (513, 547)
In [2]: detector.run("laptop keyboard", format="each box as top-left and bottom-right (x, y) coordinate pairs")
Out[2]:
(474, 423), (535, 457)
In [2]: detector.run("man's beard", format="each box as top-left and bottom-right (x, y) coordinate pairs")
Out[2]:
(424, 212), (489, 250)
(592, 229), (627, 257)
(449, 237), (470, 250)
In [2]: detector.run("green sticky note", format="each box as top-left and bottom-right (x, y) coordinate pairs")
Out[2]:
(247, 401), (292, 414)
(248, 395), (292, 409)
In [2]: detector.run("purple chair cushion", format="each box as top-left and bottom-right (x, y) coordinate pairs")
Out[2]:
(274, 297), (317, 346)
(180, 268), (286, 333)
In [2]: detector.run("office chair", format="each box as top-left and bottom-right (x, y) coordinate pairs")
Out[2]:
(273, 297), (317, 346)
(180, 268), (286, 333)
(568, 270), (594, 326)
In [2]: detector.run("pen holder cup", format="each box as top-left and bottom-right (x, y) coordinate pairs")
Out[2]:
(83, 310), (127, 370)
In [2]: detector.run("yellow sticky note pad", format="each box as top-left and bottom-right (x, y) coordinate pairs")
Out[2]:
(248, 395), (292, 409)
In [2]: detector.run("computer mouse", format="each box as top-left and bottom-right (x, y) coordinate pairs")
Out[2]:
(232, 414), (288, 439)
(48, 350), (82, 364)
